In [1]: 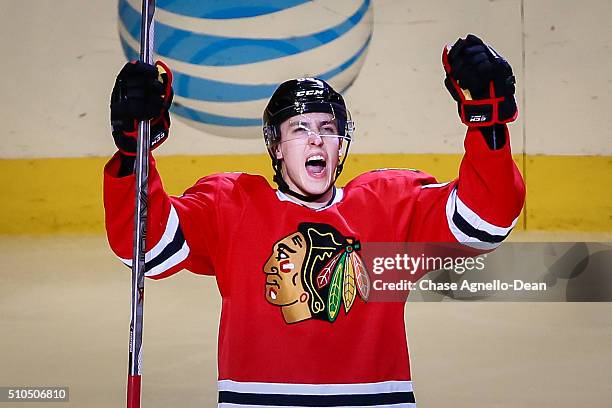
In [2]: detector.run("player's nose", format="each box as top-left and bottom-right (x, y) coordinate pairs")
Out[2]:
(307, 131), (324, 146)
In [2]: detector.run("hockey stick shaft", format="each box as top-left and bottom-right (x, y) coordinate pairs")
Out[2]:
(127, 1), (155, 408)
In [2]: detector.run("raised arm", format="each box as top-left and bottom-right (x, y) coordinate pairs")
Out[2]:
(409, 35), (525, 247)
(104, 61), (220, 280)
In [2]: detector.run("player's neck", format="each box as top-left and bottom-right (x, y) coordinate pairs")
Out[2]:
(279, 171), (336, 209)
(283, 185), (335, 209)
(299, 188), (335, 209)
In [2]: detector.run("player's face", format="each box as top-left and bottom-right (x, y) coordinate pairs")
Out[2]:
(263, 232), (308, 306)
(275, 112), (342, 199)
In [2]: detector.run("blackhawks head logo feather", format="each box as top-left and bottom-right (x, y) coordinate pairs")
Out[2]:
(263, 223), (370, 324)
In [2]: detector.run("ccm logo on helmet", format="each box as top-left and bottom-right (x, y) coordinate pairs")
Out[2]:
(296, 90), (324, 97)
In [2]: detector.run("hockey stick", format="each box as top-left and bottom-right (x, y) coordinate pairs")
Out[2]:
(126, 1), (155, 408)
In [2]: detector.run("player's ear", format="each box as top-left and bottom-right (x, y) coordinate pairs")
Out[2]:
(274, 144), (283, 160)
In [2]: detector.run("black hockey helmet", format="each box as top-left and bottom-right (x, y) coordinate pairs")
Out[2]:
(262, 78), (355, 201)
(263, 78), (353, 146)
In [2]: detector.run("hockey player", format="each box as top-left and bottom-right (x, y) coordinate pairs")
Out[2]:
(105, 35), (525, 407)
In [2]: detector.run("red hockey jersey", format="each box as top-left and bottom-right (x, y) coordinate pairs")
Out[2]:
(104, 128), (525, 407)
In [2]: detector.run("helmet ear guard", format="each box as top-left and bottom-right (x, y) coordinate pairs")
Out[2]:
(263, 124), (282, 164)
(263, 125), (273, 139)
(263, 124), (278, 151)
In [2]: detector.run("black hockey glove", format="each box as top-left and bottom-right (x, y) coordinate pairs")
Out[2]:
(110, 60), (173, 156)
(443, 34), (517, 127)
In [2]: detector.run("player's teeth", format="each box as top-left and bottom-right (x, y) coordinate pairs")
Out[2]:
(307, 155), (325, 163)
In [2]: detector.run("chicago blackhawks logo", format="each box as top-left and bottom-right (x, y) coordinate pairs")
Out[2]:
(263, 223), (370, 324)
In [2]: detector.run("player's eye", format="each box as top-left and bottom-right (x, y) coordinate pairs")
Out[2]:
(320, 126), (336, 135)
(293, 126), (309, 134)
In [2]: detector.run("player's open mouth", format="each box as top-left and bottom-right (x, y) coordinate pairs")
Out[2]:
(305, 154), (327, 178)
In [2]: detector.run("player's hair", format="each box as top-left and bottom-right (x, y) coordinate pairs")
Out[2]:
(297, 222), (347, 321)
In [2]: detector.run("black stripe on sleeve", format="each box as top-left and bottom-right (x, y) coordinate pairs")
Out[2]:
(452, 210), (509, 243)
(144, 225), (186, 272)
(218, 390), (415, 406)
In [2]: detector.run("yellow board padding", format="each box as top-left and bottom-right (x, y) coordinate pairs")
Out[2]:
(0, 157), (109, 235)
(525, 155), (612, 231)
(0, 154), (609, 234)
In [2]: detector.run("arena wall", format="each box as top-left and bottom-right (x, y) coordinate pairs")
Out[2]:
(1, 0), (610, 233)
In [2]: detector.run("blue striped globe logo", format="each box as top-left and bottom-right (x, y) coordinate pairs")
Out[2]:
(118, 0), (373, 139)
